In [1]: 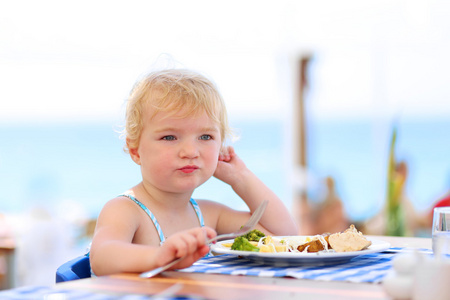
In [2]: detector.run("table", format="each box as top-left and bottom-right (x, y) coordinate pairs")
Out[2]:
(56, 235), (431, 299)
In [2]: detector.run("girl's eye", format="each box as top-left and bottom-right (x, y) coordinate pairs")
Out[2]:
(199, 134), (212, 141)
(162, 135), (176, 141)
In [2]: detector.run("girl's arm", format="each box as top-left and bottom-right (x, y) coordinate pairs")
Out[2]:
(90, 199), (216, 276)
(213, 146), (298, 236)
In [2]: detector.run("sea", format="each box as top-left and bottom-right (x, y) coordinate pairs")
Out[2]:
(0, 118), (449, 223)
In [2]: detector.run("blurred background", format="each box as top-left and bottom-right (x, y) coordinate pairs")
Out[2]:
(1, 0), (449, 288)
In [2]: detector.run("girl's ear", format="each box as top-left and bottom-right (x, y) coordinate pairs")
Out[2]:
(127, 138), (141, 165)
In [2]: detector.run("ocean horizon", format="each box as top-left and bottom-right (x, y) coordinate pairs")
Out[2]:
(0, 118), (449, 223)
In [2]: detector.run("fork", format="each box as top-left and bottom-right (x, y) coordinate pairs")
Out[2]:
(139, 199), (269, 278)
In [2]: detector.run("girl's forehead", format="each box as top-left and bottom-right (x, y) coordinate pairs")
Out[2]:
(146, 108), (219, 128)
(143, 103), (214, 122)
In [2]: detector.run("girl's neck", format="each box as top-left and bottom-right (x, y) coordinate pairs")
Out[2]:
(132, 182), (194, 210)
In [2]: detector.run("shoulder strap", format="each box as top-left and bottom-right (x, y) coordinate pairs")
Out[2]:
(119, 194), (166, 244)
(189, 198), (205, 227)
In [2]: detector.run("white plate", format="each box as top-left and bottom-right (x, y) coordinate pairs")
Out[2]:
(210, 236), (391, 266)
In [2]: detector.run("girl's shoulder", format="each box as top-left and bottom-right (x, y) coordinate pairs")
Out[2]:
(195, 199), (228, 210)
(99, 195), (145, 218)
(194, 199), (237, 220)
(95, 195), (146, 234)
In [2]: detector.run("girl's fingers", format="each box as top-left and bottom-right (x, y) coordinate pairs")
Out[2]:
(202, 226), (217, 242)
(176, 234), (196, 258)
(176, 227), (215, 257)
(218, 146), (232, 161)
(159, 227), (217, 268)
(227, 146), (235, 157)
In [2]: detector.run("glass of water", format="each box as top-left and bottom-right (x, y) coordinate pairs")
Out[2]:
(432, 207), (450, 256)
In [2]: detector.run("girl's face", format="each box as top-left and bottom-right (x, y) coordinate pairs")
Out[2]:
(129, 107), (222, 194)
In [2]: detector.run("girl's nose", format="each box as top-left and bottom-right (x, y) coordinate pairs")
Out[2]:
(179, 140), (199, 158)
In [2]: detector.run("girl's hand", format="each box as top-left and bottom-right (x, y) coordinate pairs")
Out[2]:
(155, 227), (216, 269)
(214, 146), (247, 186)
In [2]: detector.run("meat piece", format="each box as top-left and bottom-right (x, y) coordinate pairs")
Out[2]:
(328, 224), (372, 252)
(297, 235), (330, 253)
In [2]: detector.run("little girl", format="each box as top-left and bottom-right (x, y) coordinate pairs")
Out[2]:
(90, 69), (297, 275)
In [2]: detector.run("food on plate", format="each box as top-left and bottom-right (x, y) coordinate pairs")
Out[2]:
(231, 236), (260, 252)
(327, 224), (372, 252)
(229, 229), (266, 251)
(226, 224), (371, 254)
(295, 225), (371, 253)
(258, 235), (288, 253)
(242, 229), (265, 242)
(296, 235), (330, 253)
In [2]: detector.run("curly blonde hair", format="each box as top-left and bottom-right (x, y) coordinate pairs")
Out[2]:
(123, 69), (232, 152)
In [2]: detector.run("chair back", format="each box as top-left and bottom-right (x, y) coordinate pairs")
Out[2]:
(56, 255), (91, 283)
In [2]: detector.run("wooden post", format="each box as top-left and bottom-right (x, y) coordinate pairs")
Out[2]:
(296, 55), (312, 234)
(298, 56), (311, 169)
(298, 56), (312, 200)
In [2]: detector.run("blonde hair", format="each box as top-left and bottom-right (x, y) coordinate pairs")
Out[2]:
(123, 69), (231, 152)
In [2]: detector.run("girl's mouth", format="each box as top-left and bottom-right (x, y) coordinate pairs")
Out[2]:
(178, 165), (199, 173)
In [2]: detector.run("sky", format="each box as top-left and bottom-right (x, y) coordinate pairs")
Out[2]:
(2, 0), (450, 124)
(0, 1), (285, 123)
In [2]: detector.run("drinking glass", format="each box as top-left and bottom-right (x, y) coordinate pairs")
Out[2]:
(432, 207), (450, 256)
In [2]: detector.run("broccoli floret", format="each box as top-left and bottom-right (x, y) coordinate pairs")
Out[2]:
(242, 229), (265, 242)
(231, 236), (260, 252)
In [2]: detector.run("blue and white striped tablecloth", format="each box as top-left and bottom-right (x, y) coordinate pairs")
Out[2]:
(179, 247), (432, 284)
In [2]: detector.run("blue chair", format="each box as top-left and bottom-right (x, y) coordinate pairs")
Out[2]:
(56, 254), (91, 283)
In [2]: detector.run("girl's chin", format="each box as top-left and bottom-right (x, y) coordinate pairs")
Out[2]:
(164, 182), (206, 193)
(155, 175), (212, 193)
(177, 182), (209, 193)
